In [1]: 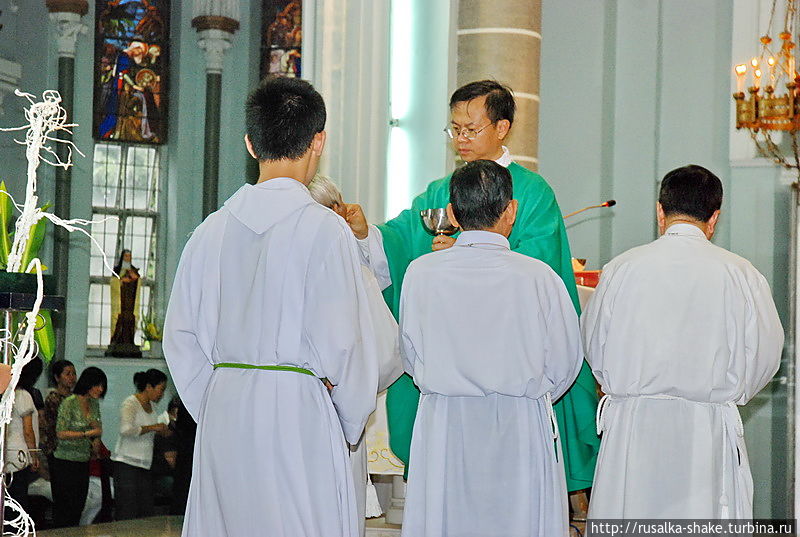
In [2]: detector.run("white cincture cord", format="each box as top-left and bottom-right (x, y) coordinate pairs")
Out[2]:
(544, 392), (561, 463)
(545, 392), (560, 442)
(593, 392), (746, 518)
(595, 393), (610, 435)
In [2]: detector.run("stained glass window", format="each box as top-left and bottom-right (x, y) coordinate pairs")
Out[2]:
(93, 0), (170, 144)
(261, 0), (302, 79)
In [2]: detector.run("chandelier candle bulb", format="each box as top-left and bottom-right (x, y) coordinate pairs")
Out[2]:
(736, 64), (747, 94)
(768, 56), (777, 87)
(754, 68), (762, 89)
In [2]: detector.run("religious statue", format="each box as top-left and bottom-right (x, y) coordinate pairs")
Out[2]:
(106, 249), (142, 357)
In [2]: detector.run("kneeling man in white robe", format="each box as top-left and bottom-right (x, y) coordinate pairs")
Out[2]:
(582, 164), (784, 519)
(399, 159), (583, 537)
(163, 77), (380, 537)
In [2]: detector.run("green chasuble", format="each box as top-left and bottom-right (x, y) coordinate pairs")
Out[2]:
(377, 162), (600, 491)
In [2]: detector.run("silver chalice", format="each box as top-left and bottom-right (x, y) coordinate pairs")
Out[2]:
(419, 208), (459, 236)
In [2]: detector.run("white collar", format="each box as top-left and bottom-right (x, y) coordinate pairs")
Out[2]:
(495, 146), (512, 168)
(664, 223), (707, 239)
(454, 230), (510, 249)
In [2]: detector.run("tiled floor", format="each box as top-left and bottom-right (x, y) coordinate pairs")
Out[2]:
(37, 516), (183, 537)
(36, 516), (402, 536)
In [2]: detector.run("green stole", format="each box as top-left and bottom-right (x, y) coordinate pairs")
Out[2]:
(377, 162), (600, 491)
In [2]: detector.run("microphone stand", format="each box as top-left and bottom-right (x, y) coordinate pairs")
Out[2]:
(563, 200), (616, 220)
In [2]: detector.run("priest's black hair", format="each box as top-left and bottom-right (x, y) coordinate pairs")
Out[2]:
(659, 165), (723, 222)
(74, 366), (108, 398)
(449, 80), (515, 125)
(133, 368), (168, 392)
(245, 76), (326, 161)
(450, 160), (513, 230)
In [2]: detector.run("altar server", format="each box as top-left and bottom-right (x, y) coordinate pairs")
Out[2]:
(582, 164), (784, 518)
(163, 77), (380, 537)
(399, 160), (582, 537)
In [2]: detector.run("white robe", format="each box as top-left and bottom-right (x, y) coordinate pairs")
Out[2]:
(350, 261), (403, 536)
(581, 223), (784, 519)
(399, 230), (582, 537)
(163, 177), (380, 537)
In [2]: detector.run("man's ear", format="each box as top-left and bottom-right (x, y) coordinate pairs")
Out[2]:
(656, 202), (666, 235)
(706, 209), (721, 239)
(505, 199), (518, 226)
(446, 203), (460, 229)
(244, 134), (258, 160)
(496, 119), (511, 141)
(311, 131), (327, 157)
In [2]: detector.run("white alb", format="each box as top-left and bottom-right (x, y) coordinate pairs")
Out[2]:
(399, 230), (582, 537)
(582, 223), (784, 518)
(163, 177), (381, 537)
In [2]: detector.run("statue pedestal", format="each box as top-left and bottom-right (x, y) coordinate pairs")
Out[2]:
(104, 343), (142, 358)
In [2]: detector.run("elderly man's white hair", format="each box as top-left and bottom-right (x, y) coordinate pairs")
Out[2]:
(308, 174), (344, 209)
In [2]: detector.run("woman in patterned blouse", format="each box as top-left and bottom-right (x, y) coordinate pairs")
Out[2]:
(39, 360), (77, 472)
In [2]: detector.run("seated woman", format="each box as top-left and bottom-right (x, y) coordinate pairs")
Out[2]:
(307, 175), (403, 533)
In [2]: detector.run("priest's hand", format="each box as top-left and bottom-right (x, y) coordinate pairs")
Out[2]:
(342, 204), (369, 240)
(432, 235), (456, 251)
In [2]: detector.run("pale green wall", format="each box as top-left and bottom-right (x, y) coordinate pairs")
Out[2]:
(541, 0), (791, 518)
(385, 0), (453, 218)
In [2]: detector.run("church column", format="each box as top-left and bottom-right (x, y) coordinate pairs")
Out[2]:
(45, 0), (88, 360)
(457, 0), (541, 169)
(192, 4), (239, 218)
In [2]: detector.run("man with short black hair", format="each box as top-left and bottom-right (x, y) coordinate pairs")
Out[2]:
(582, 164), (784, 518)
(399, 159), (582, 537)
(363, 79), (600, 494)
(164, 77), (380, 537)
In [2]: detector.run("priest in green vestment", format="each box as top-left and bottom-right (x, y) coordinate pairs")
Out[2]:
(371, 80), (599, 492)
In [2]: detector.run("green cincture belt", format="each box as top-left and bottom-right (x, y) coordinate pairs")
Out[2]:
(213, 362), (316, 377)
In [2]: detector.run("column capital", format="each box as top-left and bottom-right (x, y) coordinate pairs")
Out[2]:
(48, 11), (87, 59)
(194, 27), (237, 74)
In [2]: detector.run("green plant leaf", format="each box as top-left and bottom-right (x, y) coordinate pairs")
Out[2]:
(33, 310), (55, 363)
(0, 182), (13, 269)
(20, 210), (49, 272)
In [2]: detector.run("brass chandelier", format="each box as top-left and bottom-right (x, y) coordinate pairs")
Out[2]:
(733, 0), (800, 180)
